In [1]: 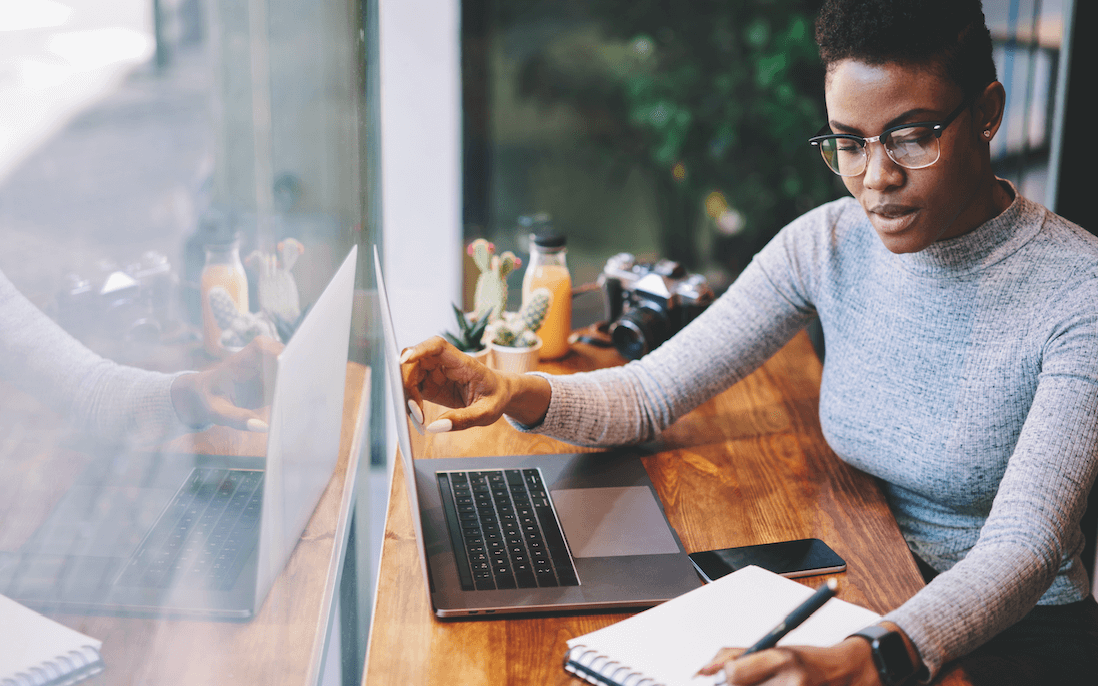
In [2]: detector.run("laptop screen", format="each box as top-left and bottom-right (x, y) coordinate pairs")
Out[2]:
(372, 245), (433, 591)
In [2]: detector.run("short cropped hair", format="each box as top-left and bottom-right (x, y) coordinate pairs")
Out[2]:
(815, 0), (997, 96)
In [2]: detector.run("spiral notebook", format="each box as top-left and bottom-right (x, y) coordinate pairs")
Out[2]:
(563, 565), (881, 686)
(1, 594), (103, 686)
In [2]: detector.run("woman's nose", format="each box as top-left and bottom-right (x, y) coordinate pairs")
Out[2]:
(862, 140), (904, 190)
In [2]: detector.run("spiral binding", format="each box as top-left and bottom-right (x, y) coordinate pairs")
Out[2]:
(0, 645), (103, 686)
(562, 645), (662, 686)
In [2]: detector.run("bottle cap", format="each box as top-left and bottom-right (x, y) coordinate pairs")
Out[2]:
(198, 208), (240, 247)
(531, 231), (566, 250)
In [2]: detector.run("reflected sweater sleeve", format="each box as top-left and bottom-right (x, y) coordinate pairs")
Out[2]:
(0, 268), (189, 443)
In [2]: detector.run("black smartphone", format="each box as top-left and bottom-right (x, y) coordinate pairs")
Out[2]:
(688, 538), (847, 582)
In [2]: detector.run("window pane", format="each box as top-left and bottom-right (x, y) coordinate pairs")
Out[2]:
(0, 1), (368, 681)
(463, 0), (839, 323)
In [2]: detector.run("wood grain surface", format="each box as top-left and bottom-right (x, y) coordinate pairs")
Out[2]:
(364, 332), (971, 685)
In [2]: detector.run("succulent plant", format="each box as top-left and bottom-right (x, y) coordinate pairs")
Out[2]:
(485, 287), (553, 348)
(442, 303), (490, 353)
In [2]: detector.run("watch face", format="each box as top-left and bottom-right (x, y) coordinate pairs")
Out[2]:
(874, 631), (915, 685)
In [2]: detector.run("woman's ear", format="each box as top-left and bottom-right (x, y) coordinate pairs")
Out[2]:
(973, 81), (1007, 142)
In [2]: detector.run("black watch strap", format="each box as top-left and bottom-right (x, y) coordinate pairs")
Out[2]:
(850, 625), (916, 686)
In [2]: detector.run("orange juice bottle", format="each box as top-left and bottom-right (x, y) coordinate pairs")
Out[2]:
(201, 236), (249, 357)
(522, 230), (571, 360)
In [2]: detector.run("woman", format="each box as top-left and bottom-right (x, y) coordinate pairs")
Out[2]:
(400, 1), (1098, 683)
(1, 265), (279, 444)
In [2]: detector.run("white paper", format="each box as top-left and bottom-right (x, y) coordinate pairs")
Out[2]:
(566, 566), (881, 686)
(1, 594), (102, 684)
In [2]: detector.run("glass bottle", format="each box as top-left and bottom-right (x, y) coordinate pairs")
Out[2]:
(522, 225), (571, 360)
(201, 234), (249, 357)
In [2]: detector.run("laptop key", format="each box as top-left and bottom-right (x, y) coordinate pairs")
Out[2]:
(474, 573), (495, 591)
(535, 567), (558, 587)
(436, 473), (476, 591)
(514, 563), (538, 588)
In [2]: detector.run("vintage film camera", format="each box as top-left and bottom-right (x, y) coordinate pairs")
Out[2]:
(54, 251), (178, 360)
(599, 252), (715, 360)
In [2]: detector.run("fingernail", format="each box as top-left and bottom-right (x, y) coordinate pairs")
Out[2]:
(407, 400), (424, 424)
(246, 418), (269, 433)
(426, 418), (452, 434)
(400, 348), (412, 363)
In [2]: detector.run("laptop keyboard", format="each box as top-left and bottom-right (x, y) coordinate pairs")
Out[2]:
(437, 469), (579, 591)
(117, 468), (263, 592)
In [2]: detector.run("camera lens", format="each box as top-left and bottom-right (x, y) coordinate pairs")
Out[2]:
(610, 306), (670, 360)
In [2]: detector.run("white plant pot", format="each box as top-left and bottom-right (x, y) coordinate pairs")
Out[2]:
(465, 346), (490, 364)
(488, 337), (542, 374)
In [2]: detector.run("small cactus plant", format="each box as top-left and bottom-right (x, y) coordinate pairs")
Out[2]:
(468, 238), (520, 322)
(486, 287), (552, 348)
(442, 303), (490, 353)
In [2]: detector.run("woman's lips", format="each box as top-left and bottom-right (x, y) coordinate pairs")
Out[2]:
(868, 203), (919, 234)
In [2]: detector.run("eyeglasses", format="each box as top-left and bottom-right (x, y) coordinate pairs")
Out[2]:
(808, 95), (974, 177)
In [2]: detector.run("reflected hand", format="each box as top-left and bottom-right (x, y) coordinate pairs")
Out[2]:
(172, 336), (283, 432)
(400, 336), (550, 432)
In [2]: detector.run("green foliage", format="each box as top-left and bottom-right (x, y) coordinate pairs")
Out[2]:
(514, 0), (842, 276)
(443, 303), (490, 352)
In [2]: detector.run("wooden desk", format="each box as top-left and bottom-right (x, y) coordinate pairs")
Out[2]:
(0, 364), (368, 686)
(364, 334), (969, 685)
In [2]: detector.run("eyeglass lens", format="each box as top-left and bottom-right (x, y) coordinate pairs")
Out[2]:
(817, 126), (941, 176)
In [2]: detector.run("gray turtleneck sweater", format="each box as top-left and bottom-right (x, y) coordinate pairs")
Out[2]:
(515, 184), (1098, 678)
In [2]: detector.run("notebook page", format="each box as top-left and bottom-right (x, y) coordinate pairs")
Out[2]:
(566, 566), (880, 686)
(1, 594), (102, 683)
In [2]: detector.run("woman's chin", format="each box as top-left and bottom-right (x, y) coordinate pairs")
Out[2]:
(870, 214), (929, 254)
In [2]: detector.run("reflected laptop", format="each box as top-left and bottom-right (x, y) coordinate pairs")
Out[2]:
(373, 246), (700, 618)
(0, 246), (357, 620)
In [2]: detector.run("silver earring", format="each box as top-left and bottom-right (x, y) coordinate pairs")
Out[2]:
(983, 130), (991, 138)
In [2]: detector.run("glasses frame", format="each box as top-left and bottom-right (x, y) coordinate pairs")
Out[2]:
(808, 94), (976, 177)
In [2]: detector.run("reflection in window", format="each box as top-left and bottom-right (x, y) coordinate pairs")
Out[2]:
(0, 1), (368, 680)
(1, 0), (362, 371)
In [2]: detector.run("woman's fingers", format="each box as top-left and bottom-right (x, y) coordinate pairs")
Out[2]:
(400, 336), (449, 412)
(400, 337), (505, 430)
(696, 647), (744, 677)
(696, 648), (793, 684)
(429, 395), (507, 432)
(722, 650), (791, 684)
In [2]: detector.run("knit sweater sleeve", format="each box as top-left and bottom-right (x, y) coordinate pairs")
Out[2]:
(1, 267), (192, 444)
(884, 259), (1098, 679)
(508, 204), (830, 445)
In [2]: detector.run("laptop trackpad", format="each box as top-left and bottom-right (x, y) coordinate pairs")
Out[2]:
(551, 487), (681, 557)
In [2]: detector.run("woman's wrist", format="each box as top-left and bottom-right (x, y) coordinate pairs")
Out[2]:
(169, 371), (210, 428)
(841, 622), (924, 686)
(879, 621), (925, 680)
(501, 372), (552, 427)
(828, 637), (888, 686)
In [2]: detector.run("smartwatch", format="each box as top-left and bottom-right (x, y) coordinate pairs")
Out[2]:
(849, 625), (916, 686)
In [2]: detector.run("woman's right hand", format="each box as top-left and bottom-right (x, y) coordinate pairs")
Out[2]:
(400, 336), (551, 432)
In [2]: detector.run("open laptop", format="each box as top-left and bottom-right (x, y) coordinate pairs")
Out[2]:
(373, 245), (700, 618)
(0, 245), (357, 620)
